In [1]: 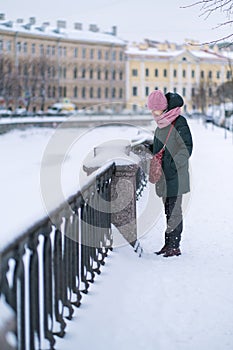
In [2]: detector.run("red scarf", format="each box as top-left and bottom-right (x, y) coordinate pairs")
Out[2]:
(153, 107), (181, 128)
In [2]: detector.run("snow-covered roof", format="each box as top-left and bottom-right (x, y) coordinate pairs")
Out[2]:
(126, 46), (228, 61)
(0, 21), (126, 46)
(125, 47), (183, 57)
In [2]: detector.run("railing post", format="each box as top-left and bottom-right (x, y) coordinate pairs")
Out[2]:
(111, 163), (139, 247)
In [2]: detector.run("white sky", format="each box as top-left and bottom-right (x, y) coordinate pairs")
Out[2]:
(0, 0), (232, 44)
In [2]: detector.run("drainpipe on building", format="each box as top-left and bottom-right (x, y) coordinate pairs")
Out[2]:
(13, 31), (19, 110)
(56, 37), (61, 103)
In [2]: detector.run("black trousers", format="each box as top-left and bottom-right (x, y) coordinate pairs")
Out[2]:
(162, 195), (183, 249)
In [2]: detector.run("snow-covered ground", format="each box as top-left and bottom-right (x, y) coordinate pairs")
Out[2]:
(1, 119), (233, 349)
(55, 120), (233, 350)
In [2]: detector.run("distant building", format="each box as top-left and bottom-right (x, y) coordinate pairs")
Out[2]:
(125, 40), (233, 113)
(0, 14), (127, 112)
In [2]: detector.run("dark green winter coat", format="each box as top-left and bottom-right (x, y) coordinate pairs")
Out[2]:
(153, 115), (193, 197)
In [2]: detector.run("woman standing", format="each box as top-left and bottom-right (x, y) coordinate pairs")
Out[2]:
(147, 90), (193, 257)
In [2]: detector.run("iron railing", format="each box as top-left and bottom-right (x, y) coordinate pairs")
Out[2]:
(0, 163), (115, 350)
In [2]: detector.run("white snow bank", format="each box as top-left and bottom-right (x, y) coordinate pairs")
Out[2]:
(55, 120), (233, 350)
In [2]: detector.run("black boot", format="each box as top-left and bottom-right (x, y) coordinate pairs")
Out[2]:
(155, 233), (170, 255)
(163, 247), (181, 257)
(155, 244), (169, 255)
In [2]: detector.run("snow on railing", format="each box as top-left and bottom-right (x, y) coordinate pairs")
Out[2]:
(0, 145), (148, 349)
(0, 163), (115, 350)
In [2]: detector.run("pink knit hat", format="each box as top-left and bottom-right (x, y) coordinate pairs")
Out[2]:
(147, 90), (168, 111)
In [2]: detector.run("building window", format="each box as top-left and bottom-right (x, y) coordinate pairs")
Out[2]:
(201, 70), (204, 79)
(163, 87), (167, 94)
(31, 43), (36, 55)
(173, 69), (177, 78)
(132, 86), (138, 96)
(74, 47), (78, 58)
(132, 69), (138, 76)
(73, 67), (78, 79)
(7, 41), (12, 52)
(216, 71), (220, 79)
(208, 71), (212, 79)
(90, 49), (94, 59)
(105, 87), (109, 98)
(112, 70), (116, 80)
(119, 52), (123, 61)
(105, 51), (109, 60)
(105, 70), (108, 80)
(119, 88), (123, 98)
(98, 87), (101, 98)
(47, 66), (51, 78)
(163, 69), (167, 77)
(74, 86), (78, 98)
(63, 86), (67, 98)
(145, 86), (149, 96)
(227, 70), (231, 79)
(82, 87), (86, 98)
(112, 87), (116, 98)
(63, 67), (67, 79)
(209, 88), (212, 97)
(90, 69), (93, 79)
(59, 86), (63, 98)
(155, 68), (159, 77)
(98, 50), (102, 60)
(23, 42), (27, 54)
(90, 87), (94, 98)
(82, 68), (86, 79)
(46, 45), (51, 56)
(112, 51), (116, 61)
(52, 86), (56, 98)
(174, 87), (177, 93)
(48, 86), (51, 98)
(17, 42), (21, 53)
(98, 70), (101, 80)
(23, 64), (28, 76)
(58, 46), (62, 57)
(191, 87), (195, 97)
(119, 71), (123, 80)
(182, 87), (186, 96)
(40, 44), (44, 56)
(145, 68), (149, 77)
(191, 70), (195, 78)
(154, 86), (158, 90)
(0, 40), (3, 52)
(183, 69), (186, 78)
(63, 47), (67, 57)
(82, 48), (86, 59)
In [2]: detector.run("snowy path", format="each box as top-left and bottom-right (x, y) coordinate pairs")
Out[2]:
(56, 121), (233, 350)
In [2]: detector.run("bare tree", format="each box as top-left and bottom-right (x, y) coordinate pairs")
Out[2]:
(181, 0), (233, 43)
(0, 54), (21, 110)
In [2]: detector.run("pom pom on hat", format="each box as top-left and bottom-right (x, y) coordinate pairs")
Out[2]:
(147, 90), (168, 111)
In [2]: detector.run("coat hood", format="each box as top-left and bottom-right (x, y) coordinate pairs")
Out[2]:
(165, 92), (184, 111)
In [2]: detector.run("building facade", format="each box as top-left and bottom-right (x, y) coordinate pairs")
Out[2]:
(0, 15), (127, 112)
(126, 40), (232, 113)
(0, 13), (233, 115)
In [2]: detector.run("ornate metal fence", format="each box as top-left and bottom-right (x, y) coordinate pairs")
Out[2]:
(0, 152), (147, 350)
(0, 163), (115, 350)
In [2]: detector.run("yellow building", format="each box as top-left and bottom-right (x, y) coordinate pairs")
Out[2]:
(125, 40), (232, 113)
(0, 14), (126, 113)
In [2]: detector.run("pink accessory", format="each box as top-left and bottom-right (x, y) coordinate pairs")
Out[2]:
(153, 107), (181, 128)
(147, 90), (168, 111)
